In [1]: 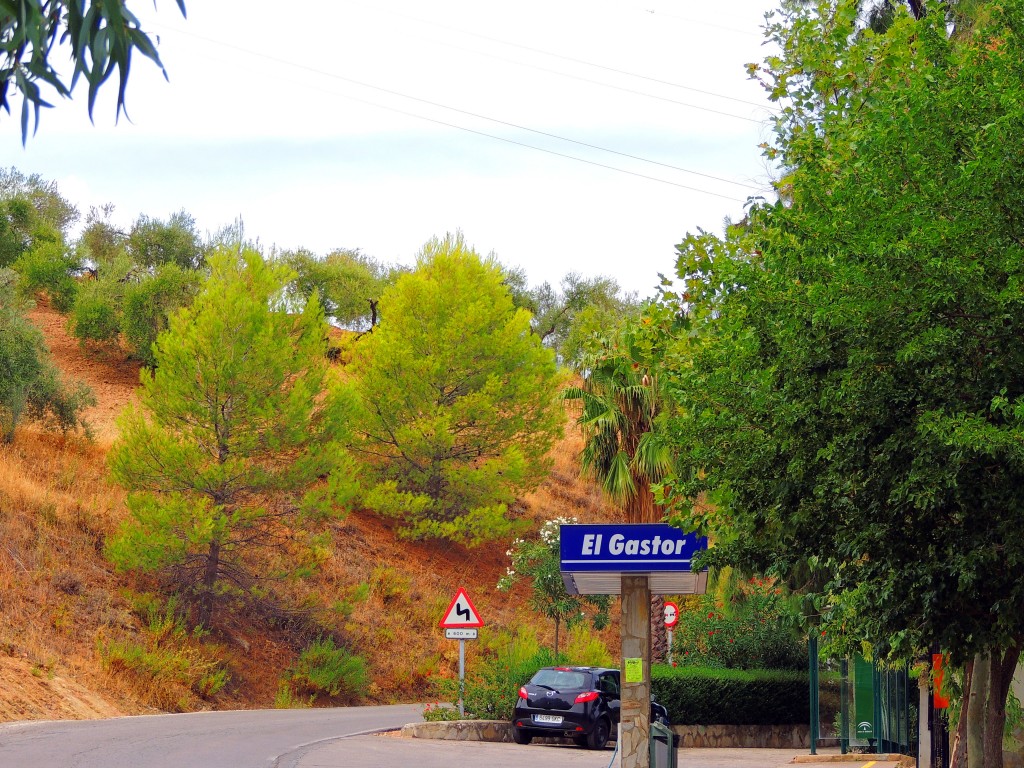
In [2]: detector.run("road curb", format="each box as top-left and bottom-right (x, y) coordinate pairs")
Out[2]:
(792, 754), (915, 766)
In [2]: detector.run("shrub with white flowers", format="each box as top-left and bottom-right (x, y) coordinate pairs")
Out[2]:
(498, 517), (610, 656)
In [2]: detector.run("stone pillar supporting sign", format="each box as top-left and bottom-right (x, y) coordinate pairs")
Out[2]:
(620, 574), (651, 768)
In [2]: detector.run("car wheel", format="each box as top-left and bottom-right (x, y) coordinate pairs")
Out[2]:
(511, 726), (532, 745)
(572, 735), (588, 747)
(586, 717), (610, 750)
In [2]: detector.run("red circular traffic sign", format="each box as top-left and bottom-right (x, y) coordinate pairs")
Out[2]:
(663, 601), (679, 629)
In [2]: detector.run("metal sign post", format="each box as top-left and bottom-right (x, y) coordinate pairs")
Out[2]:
(439, 588), (484, 721)
(458, 639), (466, 718)
(664, 601), (679, 667)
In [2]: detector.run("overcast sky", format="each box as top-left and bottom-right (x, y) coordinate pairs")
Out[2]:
(3, 0), (780, 297)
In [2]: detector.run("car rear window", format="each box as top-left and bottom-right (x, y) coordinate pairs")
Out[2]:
(530, 669), (589, 690)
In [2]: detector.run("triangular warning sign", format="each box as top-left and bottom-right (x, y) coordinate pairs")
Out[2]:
(439, 587), (484, 628)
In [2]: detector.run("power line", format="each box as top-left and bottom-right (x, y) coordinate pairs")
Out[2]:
(637, 7), (765, 38)
(437, 41), (770, 125)
(351, 0), (778, 113)
(333, 90), (748, 199)
(162, 27), (766, 196)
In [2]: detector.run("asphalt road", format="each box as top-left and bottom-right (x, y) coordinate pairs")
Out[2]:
(0, 708), (907, 768)
(296, 738), (905, 768)
(0, 704), (422, 768)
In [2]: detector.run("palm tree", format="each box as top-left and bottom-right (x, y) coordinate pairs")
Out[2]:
(563, 319), (675, 660)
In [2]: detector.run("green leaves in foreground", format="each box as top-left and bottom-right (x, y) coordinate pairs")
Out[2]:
(661, 0), (1024, 669)
(2, 1), (188, 142)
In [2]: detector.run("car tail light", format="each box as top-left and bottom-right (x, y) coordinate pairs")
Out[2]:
(518, 686), (529, 700)
(574, 691), (600, 704)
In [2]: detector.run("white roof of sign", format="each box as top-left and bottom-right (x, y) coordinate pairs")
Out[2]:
(562, 571), (709, 596)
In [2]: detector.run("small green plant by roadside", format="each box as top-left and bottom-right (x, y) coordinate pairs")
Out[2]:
(562, 625), (613, 668)
(97, 636), (227, 711)
(279, 637), (368, 704)
(97, 593), (228, 711)
(274, 682), (312, 709)
(422, 702), (460, 721)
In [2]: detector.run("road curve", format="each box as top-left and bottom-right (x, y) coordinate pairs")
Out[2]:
(0, 704), (423, 768)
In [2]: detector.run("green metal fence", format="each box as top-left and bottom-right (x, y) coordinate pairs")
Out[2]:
(809, 638), (917, 757)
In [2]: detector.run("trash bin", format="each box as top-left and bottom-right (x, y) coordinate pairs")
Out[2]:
(649, 720), (678, 768)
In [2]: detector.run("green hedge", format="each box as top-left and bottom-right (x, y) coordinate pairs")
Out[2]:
(652, 665), (809, 725)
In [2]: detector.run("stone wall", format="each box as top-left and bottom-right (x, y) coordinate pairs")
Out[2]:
(401, 720), (813, 749)
(671, 724), (810, 749)
(401, 721), (575, 745)
(402, 721), (515, 742)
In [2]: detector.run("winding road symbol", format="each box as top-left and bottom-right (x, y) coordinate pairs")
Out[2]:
(439, 587), (484, 628)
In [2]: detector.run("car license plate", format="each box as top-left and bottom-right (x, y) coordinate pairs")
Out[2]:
(534, 714), (563, 724)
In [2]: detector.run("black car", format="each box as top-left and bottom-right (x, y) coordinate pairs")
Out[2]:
(511, 666), (670, 750)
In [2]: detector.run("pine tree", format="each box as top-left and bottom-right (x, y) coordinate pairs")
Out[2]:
(107, 247), (357, 627)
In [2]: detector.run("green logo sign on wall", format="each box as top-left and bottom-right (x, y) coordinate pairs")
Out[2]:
(853, 655), (876, 739)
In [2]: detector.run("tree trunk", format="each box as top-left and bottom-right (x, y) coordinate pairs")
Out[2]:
(950, 658), (974, 768)
(198, 539), (221, 629)
(967, 653), (990, 768)
(983, 642), (1023, 768)
(651, 595), (667, 663)
(954, 639), (1023, 768)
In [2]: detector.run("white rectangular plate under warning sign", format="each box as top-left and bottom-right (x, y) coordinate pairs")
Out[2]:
(445, 628), (478, 640)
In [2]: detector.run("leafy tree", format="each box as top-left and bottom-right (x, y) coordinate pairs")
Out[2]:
(564, 317), (673, 525)
(504, 269), (640, 368)
(0, 268), (94, 442)
(0, 168), (79, 237)
(78, 204), (126, 271)
(13, 236), (79, 311)
(68, 208), (204, 362)
(278, 247), (399, 330)
(68, 253), (134, 346)
(498, 517), (610, 657)
(127, 210), (207, 271)
(531, 273), (638, 363)
(563, 315), (677, 660)
(1, 171), (77, 286)
(659, 2), (1024, 764)
(0, 195), (35, 268)
(106, 248), (358, 628)
(348, 232), (564, 545)
(69, 284), (121, 346)
(1, 1), (187, 142)
(1, 173), (79, 311)
(121, 263), (202, 366)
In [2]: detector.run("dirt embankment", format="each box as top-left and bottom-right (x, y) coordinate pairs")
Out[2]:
(0, 302), (617, 723)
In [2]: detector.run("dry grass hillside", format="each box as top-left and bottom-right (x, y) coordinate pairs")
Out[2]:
(0, 301), (621, 722)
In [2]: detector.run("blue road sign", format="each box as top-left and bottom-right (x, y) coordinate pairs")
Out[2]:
(560, 523), (708, 573)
